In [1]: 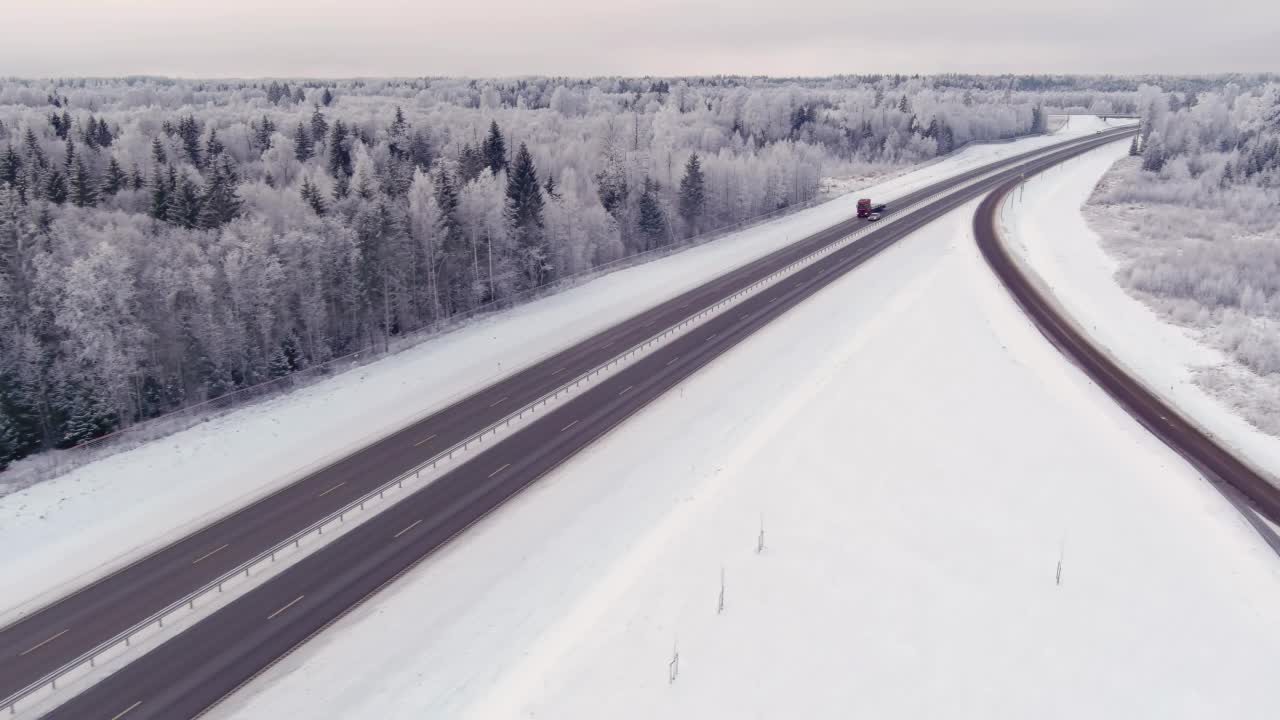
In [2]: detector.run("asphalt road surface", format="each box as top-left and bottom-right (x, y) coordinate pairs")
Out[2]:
(974, 159), (1280, 531)
(6, 128), (1135, 719)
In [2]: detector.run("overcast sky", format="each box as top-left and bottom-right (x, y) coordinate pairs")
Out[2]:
(4, 0), (1278, 78)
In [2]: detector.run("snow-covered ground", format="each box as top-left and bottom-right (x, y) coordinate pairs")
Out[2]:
(0, 120), (1113, 621)
(999, 139), (1280, 480)
(210, 179), (1280, 719)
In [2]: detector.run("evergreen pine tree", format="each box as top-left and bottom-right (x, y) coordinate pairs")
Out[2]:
(0, 408), (16, 472)
(637, 176), (667, 248)
(83, 117), (100, 150)
(150, 165), (169, 219)
(1142, 131), (1167, 172)
(45, 170), (68, 205)
(0, 145), (21, 187)
(102, 156), (126, 196)
(505, 143), (547, 288)
(129, 163), (145, 191)
(24, 128), (47, 169)
(482, 120), (507, 174)
(294, 122), (314, 162)
(300, 177), (327, 215)
(678, 152), (706, 234)
(543, 173), (560, 200)
(168, 175), (203, 229)
(311, 105), (329, 143)
(408, 130), (433, 172)
(63, 137), (76, 173)
(197, 158), (243, 229)
(205, 128), (225, 163)
(458, 142), (485, 183)
(151, 137), (168, 166)
(327, 120), (352, 177)
(94, 116), (114, 148)
(321, 87), (334, 106)
(253, 114), (276, 154)
(178, 115), (203, 168)
(388, 106), (410, 159)
(70, 158), (99, 207)
(1129, 135), (1140, 156)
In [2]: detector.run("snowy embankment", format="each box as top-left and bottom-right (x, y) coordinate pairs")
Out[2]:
(0, 120), (1109, 620)
(998, 140), (1280, 482)
(210, 178), (1280, 719)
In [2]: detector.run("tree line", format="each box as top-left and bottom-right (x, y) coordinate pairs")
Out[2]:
(0, 75), (1126, 470)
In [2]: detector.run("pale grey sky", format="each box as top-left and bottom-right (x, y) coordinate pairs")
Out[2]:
(4, 0), (1277, 78)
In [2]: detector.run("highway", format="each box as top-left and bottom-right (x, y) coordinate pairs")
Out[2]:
(974, 154), (1280, 531)
(5, 127), (1135, 719)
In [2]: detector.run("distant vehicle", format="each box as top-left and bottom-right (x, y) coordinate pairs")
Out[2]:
(857, 198), (886, 219)
(867, 211), (882, 221)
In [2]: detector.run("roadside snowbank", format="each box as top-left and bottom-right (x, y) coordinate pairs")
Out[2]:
(999, 139), (1280, 481)
(0, 121), (1114, 621)
(211, 197), (1280, 720)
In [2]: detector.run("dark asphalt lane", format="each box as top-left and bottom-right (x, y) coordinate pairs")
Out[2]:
(0, 129), (1125, 698)
(973, 154), (1280, 529)
(36, 128), (1138, 720)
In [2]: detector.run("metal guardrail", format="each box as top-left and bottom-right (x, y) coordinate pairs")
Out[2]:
(1, 129), (1131, 717)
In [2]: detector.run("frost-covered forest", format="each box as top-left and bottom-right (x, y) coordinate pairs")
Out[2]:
(0, 75), (1139, 470)
(1087, 78), (1280, 434)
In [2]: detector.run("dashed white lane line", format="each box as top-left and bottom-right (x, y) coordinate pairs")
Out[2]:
(267, 595), (305, 621)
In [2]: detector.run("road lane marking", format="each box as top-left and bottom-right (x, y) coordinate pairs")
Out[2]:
(318, 482), (345, 498)
(20, 628), (69, 656)
(394, 519), (423, 538)
(551, 367), (566, 376)
(619, 385), (633, 396)
(110, 701), (142, 720)
(414, 434), (437, 447)
(602, 340), (614, 348)
(706, 333), (717, 342)
(489, 396), (507, 407)
(561, 420), (578, 432)
(267, 595), (305, 620)
(192, 543), (229, 565)
(488, 463), (511, 478)
(665, 356), (679, 366)
(642, 319), (654, 327)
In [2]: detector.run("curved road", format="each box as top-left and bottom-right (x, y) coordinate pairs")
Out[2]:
(26, 129), (1140, 720)
(973, 150), (1280, 531)
(0, 128), (1131, 704)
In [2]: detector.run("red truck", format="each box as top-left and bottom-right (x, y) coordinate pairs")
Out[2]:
(857, 198), (886, 220)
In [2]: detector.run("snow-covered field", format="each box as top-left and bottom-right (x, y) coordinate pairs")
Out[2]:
(0, 120), (1113, 621)
(210, 164), (1280, 719)
(1000, 139), (1280, 480)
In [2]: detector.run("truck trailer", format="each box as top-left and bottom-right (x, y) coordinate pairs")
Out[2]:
(857, 198), (886, 220)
